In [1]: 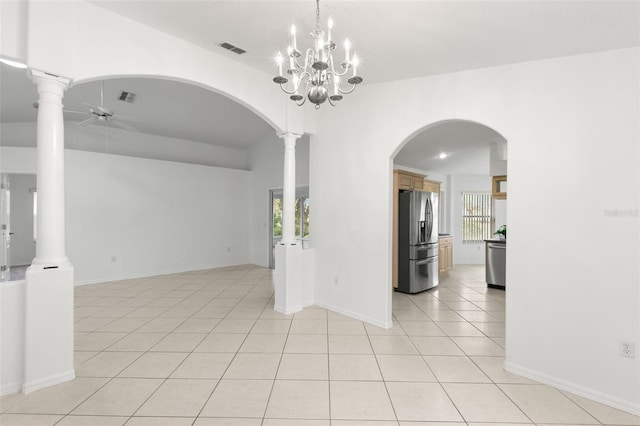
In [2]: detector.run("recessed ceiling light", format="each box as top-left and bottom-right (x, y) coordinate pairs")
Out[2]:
(437, 152), (448, 159)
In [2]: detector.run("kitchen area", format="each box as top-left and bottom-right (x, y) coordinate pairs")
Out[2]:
(391, 122), (509, 294)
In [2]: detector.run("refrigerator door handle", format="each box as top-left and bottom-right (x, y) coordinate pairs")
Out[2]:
(415, 257), (438, 266)
(425, 196), (433, 240)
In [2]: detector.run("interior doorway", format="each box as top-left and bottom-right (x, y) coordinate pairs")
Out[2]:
(0, 173), (37, 281)
(269, 187), (310, 269)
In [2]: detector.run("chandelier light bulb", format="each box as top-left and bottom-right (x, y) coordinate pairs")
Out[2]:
(290, 25), (297, 51)
(344, 39), (351, 62)
(276, 52), (283, 76)
(352, 53), (359, 75)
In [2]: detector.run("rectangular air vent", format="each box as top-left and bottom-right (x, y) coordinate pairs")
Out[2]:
(219, 42), (246, 55)
(118, 91), (136, 103)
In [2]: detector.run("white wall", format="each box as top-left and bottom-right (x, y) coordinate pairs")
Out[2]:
(494, 198), (507, 234)
(1, 122), (249, 170)
(1, 147), (253, 284)
(67, 150), (252, 284)
(1, 281), (25, 394)
(310, 48), (639, 413)
(247, 133), (310, 267)
(450, 174), (492, 265)
(7, 173), (36, 266)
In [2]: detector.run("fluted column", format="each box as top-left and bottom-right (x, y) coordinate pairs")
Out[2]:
(279, 132), (301, 245)
(30, 70), (70, 268)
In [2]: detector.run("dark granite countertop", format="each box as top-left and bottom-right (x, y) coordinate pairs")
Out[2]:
(484, 239), (506, 244)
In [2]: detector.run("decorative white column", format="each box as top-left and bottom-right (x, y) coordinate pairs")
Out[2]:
(280, 132), (300, 245)
(23, 70), (75, 394)
(274, 132), (303, 314)
(30, 70), (71, 269)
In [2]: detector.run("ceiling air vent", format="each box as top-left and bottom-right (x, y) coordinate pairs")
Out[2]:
(118, 91), (136, 103)
(219, 42), (246, 55)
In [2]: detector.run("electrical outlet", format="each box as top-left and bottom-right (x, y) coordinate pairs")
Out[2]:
(226, 247), (231, 252)
(620, 341), (636, 358)
(111, 256), (117, 263)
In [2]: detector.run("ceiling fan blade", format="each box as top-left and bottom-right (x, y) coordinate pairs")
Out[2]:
(109, 119), (139, 133)
(64, 109), (90, 115)
(76, 117), (96, 127)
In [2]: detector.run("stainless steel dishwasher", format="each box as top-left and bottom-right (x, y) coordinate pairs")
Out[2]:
(485, 240), (506, 288)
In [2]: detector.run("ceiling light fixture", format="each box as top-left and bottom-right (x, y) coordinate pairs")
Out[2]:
(273, 0), (363, 108)
(438, 152), (448, 159)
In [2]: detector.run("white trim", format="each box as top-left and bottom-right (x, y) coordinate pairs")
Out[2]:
(21, 369), (75, 394)
(315, 300), (393, 329)
(1, 382), (23, 396)
(73, 262), (253, 286)
(504, 361), (640, 416)
(273, 304), (303, 315)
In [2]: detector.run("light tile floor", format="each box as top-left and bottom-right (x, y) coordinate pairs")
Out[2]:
(2, 264), (639, 426)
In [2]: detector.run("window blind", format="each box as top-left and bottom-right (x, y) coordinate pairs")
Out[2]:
(462, 192), (492, 243)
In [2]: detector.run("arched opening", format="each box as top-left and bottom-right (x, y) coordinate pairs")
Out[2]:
(389, 119), (509, 357)
(0, 68), (303, 283)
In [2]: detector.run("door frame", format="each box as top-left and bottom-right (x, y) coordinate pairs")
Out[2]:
(268, 186), (310, 269)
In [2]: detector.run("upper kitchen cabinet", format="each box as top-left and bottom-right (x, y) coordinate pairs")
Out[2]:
(394, 170), (441, 193)
(423, 179), (440, 193)
(395, 170), (426, 190)
(492, 175), (507, 199)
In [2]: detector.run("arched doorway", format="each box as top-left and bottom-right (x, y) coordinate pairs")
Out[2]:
(389, 119), (509, 357)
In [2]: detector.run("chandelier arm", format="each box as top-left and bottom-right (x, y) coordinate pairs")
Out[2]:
(279, 71), (312, 95)
(279, 84), (299, 96)
(337, 82), (358, 95)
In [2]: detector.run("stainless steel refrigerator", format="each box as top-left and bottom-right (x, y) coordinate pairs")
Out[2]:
(397, 190), (439, 293)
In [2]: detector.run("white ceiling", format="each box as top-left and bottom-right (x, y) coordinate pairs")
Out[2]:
(0, 66), (274, 149)
(1, 1), (638, 164)
(92, 0), (640, 84)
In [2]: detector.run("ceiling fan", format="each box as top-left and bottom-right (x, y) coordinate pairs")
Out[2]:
(65, 80), (140, 132)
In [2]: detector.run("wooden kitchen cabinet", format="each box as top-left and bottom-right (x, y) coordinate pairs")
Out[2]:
(492, 175), (507, 199)
(423, 179), (440, 193)
(439, 236), (453, 274)
(395, 170), (426, 190)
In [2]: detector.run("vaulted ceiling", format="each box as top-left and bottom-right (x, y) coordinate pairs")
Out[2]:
(2, 1), (638, 170)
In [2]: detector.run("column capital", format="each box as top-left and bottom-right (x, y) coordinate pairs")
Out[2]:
(278, 132), (302, 145)
(29, 69), (71, 89)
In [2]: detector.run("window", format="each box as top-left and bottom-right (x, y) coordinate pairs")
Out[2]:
(462, 192), (491, 242)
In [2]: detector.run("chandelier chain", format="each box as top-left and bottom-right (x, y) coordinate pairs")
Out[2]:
(316, 0), (320, 31)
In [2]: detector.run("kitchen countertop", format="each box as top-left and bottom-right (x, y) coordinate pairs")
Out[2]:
(484, 239), (506, 244)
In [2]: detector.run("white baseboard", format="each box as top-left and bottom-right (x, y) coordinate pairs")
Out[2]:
(1, 382), (23, 396)
(22, 370), (75, 394)
(504, 361), (640, 416)
(314, 300), (392, 329)
(274, 304), (303, 315)
(74, 261), (253, 286)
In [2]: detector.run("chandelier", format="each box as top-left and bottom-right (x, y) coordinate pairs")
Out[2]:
(273, 0), (363, 108)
